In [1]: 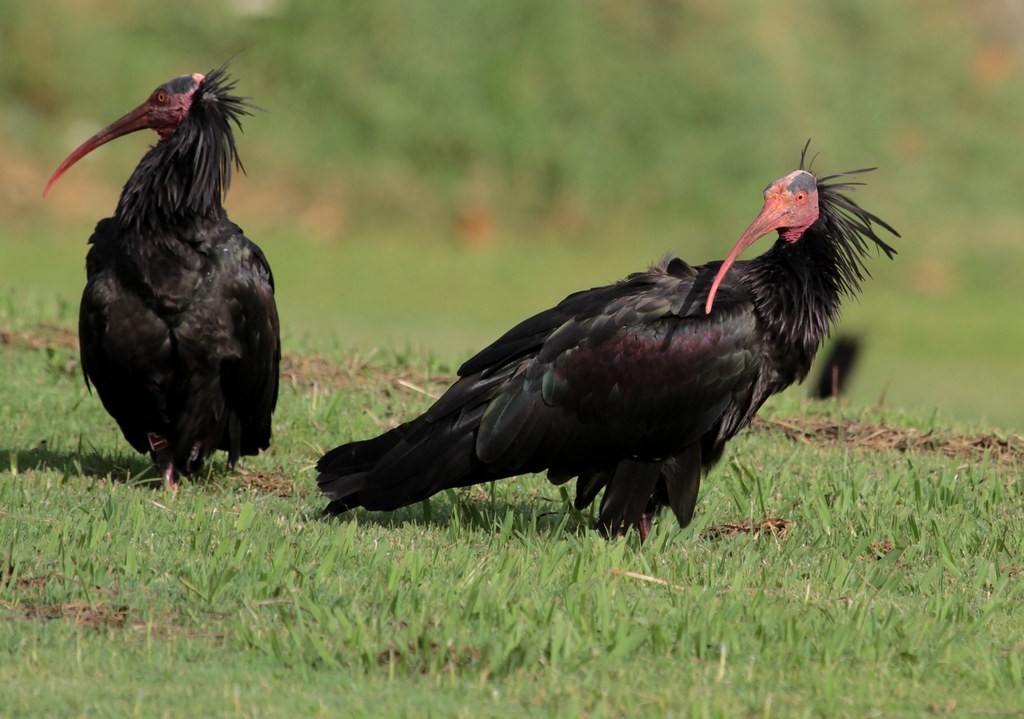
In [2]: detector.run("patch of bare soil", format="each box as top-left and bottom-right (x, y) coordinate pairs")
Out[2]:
(9, 574), (53, 590)
(23, 601), (129, 629)
(279, 353), (356, 390)
(2, 566), (127, 630)
(236, 468), (295, 497)
(15, 599), (224, 639)
(377, 638), (482, 672)
(280, 353), (453, 396)
(752, 416), (1024, 466)
(2, 565), (56, 591)
(3, 567), (226, 638)
(700, 517), (790, 541)
(0, 323), (78, 352)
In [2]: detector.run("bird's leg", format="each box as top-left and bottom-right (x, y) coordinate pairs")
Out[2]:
(161, 459), (177, 490)
(637, 513), (653, 543)
(147, 432), (177, 490)
(226, 414), (242, 470)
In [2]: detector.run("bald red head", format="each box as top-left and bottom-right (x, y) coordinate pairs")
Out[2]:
(704, 170), (820, 314)
(44, 73), (205, 196)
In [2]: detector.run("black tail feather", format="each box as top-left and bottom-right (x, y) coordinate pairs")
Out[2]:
(316, 423), (413, 510)
(316, 413), (492, 515)
(596, 459), (663, 536)
(662, 447), (702, 528)
(574, 468), (610, 511)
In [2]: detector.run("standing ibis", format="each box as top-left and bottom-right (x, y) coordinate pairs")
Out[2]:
(316, 146), (898, 539)
(45, 66), (280, 487)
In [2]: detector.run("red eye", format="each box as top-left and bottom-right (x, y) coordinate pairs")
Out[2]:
(795, 192), (806, 202)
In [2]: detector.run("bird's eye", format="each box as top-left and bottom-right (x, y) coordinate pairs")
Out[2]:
(795, 192), (806, 202)
(155, 91), (169, 104)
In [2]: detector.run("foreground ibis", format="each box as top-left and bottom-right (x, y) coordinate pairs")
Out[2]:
(317, 147), (897, 538)
(45, 66), (280, 487)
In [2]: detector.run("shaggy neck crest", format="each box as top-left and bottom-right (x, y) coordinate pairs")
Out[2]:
(751, 161), (899, 368)
(116, 67), (254, 235)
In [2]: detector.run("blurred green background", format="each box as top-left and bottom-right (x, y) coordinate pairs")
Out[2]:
(1, 0), (1021, 429)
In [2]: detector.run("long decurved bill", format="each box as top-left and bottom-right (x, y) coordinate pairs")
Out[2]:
(43, 104), (152, 197)
(704, 194), (790, 314)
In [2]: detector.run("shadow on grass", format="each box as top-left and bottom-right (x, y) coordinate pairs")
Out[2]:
(320, 490), (596, 538)
(3, 442), (305, 500)
(1, 443), (157, 484)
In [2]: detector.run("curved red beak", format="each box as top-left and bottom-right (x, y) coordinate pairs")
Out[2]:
(43, 104), (152, 197)
(704, 194), (791, 314)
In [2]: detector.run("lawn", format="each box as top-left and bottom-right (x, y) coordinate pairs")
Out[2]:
(2, 1), (1024, 716)
(2, 321), (1023, 717)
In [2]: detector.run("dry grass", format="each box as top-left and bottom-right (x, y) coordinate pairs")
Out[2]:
(22, 601), (129, 629)
(2, 568), (225, 638)
(700, 517), (790, 541)
(753, 416), (1024, 466)
(280, 352), (452, 395)
(235, 468), (296, 498)
(1, 568), (129, 630)
(0, 322), (78, 352)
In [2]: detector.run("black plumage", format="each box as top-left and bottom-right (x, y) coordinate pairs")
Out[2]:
(45, 66), (280, 487)
(317, 146), (898, 538)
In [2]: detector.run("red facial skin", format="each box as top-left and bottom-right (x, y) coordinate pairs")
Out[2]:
(705, 170), (820, 314)
(44, 73), (205, 197)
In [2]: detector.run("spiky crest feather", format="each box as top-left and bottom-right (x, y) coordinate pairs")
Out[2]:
(749, 143), (899, 374)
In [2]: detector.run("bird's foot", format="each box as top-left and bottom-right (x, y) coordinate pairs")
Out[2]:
(598, 513), (654, 543)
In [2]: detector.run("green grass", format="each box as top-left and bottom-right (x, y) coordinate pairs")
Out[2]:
(2, 1), (1024, 715)
(2, 320), (1023, 717)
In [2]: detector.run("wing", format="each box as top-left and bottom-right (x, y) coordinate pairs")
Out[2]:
(428, 256), (762, 475)
(319, 255), (764, 524)
(78, 220), (176, 454)
(211, 229), (281, 458)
